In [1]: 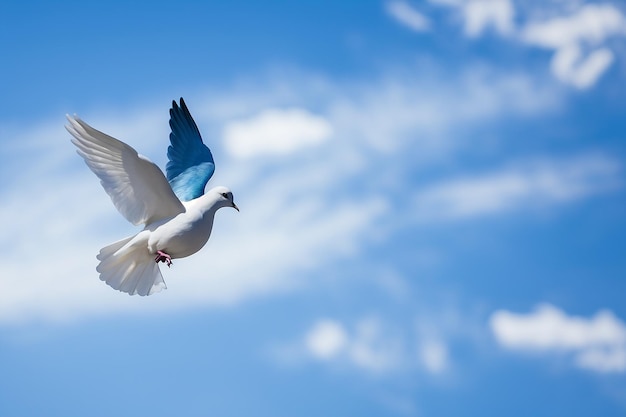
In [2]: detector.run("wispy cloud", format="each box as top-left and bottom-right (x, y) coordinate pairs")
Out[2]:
(418, 339), (449, 374)
(328, 67), (562, 157)
(303, 317), (405, 373)
(413, 154), (621, 221)
(385, 1), (431, 32)
(521, 3), (626, 89)
(286, 315), (451, 376)
(550, 44), (614, 90)
(490, 304), (626, 373)
(393, 1), (626, 89)
(520, 4), (626, 49)
(427, 0), (515, 37)
(464, 0), (515, 37)
(432, 0), (515, 37)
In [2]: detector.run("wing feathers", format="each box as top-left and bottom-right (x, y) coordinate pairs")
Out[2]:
(166, 98), (215, 201)
(67, 115), (185, 225)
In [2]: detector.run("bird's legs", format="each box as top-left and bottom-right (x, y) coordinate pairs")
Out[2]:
(155, 250), (173, 267)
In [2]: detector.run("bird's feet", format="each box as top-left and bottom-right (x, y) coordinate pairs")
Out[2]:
(155, 250), (173, 267)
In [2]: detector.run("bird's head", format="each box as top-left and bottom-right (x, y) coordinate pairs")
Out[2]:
(210, 186), (239, 212)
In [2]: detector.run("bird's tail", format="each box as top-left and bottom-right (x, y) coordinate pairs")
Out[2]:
(96, 235), (166, 296)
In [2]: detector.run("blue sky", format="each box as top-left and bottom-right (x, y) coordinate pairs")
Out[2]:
(1, 0), (626, 416)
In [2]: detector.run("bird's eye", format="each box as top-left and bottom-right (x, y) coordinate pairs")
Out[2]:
(221, 192), (228, 198)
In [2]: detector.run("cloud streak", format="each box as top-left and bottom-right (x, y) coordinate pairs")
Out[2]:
(521, 3), (626, 89)
(292, 316), (451, 376)
(413, 154), (621, 221)
(491, 304), (626, 373)
(394, 1), (626, 89)
(385, 1), (431, 32)
(304, 317), (405, 373)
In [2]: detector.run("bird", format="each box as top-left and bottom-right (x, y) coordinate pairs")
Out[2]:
(66, 98), (238, 296)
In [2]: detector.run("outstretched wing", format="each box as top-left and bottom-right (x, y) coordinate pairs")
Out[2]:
(166, 98), (215, 202)
(67, 115), (185, 226)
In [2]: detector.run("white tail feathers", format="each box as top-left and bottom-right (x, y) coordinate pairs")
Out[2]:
(96, 236), (166, 296)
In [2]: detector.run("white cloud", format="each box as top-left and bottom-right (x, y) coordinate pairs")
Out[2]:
(575, 346), (626, 373)
(423, 1), (626, 88)
(551, 44), (614, 89)
(294, 315), (454, 376)
(302, 317), (405, 374)
(386, 1), (431, 32)
(413, 154), (621, 221)
(223, 107), (333, 159)
(419, 339), (449, 374)
(490, 304), (626, 373)
(463, 0), (515, 37)
(491, 304), (626, 350)
(521, 4), (626, 49)
(426, 0), (515, 37)
(521, 3), (626, 89)
(305, 319), (349, 360)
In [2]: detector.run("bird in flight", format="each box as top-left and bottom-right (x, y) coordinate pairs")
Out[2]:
(66, 98), (238, 296)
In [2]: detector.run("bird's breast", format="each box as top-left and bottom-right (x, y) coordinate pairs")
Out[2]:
(148, 208), (216, 259)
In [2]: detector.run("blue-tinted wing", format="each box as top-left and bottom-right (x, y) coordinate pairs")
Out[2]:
(166, 98), (215, 201)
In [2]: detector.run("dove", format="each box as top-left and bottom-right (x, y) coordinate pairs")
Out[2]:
(66, 98), (238, 296)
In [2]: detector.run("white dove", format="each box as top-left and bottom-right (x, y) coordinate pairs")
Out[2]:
(66, 98), (238, 296)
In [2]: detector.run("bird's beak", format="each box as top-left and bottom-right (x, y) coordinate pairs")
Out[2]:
(232, 202), (240, 212)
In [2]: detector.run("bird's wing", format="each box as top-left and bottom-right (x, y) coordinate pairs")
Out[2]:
(67, 115), (185, 226)
(166, 98), (215, 202)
